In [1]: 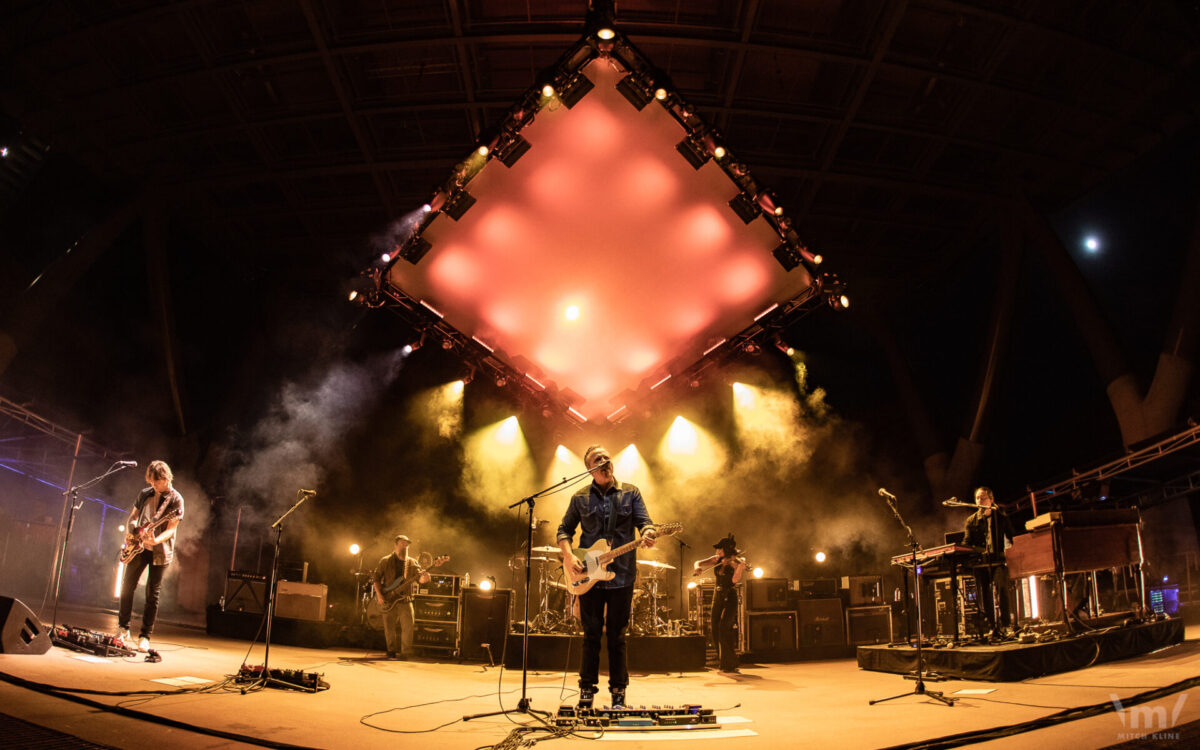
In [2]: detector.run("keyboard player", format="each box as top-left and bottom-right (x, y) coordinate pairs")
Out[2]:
(962, 486), (1018, 638)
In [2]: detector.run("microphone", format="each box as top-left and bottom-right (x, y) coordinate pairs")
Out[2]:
(298, 489), (317, 497)
(878, 488), (896, 500)
(942, 497), (958, 506)
(116, 460), (138, 468)
(590, 457), (612, 470)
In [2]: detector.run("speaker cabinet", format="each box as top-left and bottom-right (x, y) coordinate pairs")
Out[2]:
(840, 575), (883, 606)
(746, 611), (797, 652)
(745, 578), (788, 611)
(459, 588), (512, 662)
(223, 576), (266, 614)
(0, 596), (51, 655)
(846, 605), (892, 645)
(413, 620), (457, 648)
(276, 581), (327, 621)
(796, 598), (844, 646)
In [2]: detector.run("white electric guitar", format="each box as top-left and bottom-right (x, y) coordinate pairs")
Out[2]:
(562, 522), (683, 596)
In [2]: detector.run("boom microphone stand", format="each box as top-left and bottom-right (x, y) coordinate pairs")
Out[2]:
(464, 467), (595, 723)
(48, 460), (137, 627)
(870, 488), (956, 707)
(249, 488), (315, 690)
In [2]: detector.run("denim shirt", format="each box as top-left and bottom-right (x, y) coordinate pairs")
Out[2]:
(557, 480), (653, 589)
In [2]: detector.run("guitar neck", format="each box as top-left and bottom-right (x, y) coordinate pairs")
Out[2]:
(599, 537), (646, 564)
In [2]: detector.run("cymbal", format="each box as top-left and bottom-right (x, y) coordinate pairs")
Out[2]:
(350, 568), (371, 576)
(637, 560), (676, 570)
(529, 556), (554, 563)
(531, 545), (560, 553)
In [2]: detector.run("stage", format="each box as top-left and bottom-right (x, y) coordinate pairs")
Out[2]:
(1, 605), (1199, 749)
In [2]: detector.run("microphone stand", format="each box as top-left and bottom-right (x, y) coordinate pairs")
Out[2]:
(251, 489), (314, 690)
(49, 462), (136, 627)
(676, 536), (689, 627)
(464, 467), (594, 723)
(870, 490), (956, 707)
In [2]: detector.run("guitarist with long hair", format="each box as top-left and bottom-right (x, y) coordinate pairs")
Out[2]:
(116, 460), (184, 651)
(373, 534), (430, 659)
(557, 445), (657, 709)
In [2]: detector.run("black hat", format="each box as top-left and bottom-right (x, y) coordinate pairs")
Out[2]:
(713, 533), (738, 555)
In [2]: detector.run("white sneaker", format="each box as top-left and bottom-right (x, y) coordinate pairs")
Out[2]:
(137, 636), (150, 651)
(116, 628), (131, 645)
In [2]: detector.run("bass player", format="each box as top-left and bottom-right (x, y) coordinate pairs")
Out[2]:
(116, 460), (184, 652)
(373, 534), (430, 659)
(557, 445), (657, 709)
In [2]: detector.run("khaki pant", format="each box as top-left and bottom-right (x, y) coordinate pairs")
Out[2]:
(383, 599), (415, 656)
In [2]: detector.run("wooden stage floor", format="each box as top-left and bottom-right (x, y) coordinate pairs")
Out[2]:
(1, 605), (1198, 749)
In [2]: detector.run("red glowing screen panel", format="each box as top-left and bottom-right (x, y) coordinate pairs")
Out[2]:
(387, 59), (812, 420)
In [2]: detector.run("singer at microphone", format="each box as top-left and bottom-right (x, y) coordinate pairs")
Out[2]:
(960, 486), (1018, 638)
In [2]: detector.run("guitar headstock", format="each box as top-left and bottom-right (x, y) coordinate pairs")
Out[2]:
(653, 522), (683, 538)
(430, 555), (449, 568)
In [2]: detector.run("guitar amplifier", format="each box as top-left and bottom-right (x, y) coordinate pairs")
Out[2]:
(840, 575), (883, 606)
(745, 578), (788, 611)
(746, 611), (797, 653)
(846, 605), (892, 645)
(224, 574), (266, 614)
(276, 581), (327, 621)
(796, 598), (845, 646)
(413, 620), (458, 649)
(414, 595), (459, 622)
(418, 574), (460, 597)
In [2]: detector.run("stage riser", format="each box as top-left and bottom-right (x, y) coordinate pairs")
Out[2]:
(857, 618), (1184, 682)
(504, 634), (706, 672)
(206, 605), (342, 648)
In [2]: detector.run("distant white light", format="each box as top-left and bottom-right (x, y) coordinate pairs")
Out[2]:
(542, 84), (555, 97)
(402, 344), (413, 355)
(381, 252), (391, 263)
(752, 567), (764, 579)
(564, 304), (580, 321)
(0, 147), (7, 158)
(349, 543), (361, 555)
(713, 146), (726, 160)
(479, 578), (494, 591)
(1084, 236), (1101, 253)
(815, 551), (827, 563)
(596, 28), (615, 41)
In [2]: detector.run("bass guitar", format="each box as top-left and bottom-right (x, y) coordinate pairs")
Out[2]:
(373, 555), (449, 612)
(562, 522), (682, 596)
(119, 509), (182, 564)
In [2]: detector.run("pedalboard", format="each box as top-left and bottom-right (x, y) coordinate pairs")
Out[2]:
(51, 625), (137, 658)
(235, 664), (329, 692)
(556, 703), (718, 731)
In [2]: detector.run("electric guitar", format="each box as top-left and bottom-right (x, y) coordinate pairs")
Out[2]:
(373, 555), (449, 612)
(562, 522), (683, 596)
(119, 509), (182, 564)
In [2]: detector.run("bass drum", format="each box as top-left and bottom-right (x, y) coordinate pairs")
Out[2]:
(365, 598), (384, 631)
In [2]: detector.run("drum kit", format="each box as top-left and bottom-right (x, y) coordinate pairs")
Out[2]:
(514, 547), (680, 635)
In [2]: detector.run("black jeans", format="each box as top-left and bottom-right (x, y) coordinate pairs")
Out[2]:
(118, 549), (167, 637)
(711, 587), (739, 671)
(578, 585), (633, 691)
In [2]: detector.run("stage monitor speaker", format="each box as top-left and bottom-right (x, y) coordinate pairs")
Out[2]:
(277, 561), (308, 583)
(796, 598), (844, 646)
(459, 588), (512, 662)
(0, 596), (51, 655)
(224, 576), (266, 614)
(275, 581), (327, 621)
(746, 611), (797, 652)
(846, 605), (892, 645)
(745, 578), (788, 611)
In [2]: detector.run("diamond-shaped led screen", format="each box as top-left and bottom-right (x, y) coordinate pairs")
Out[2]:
(387, 59), (812, 420)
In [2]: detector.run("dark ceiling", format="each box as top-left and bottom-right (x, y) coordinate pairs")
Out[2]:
(2, 0), (1199, 495)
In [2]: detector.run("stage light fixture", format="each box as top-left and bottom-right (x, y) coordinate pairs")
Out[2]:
(687, 581), (698, 590)
(596, 27), (615, 40)
(654, 87), (667, 101)
(441, 338), (455, 350)
(616, 73), (653, 110)
(839, 294), (850, 309)
(688, 377), (701, 388)
(349, 543), (361, 555)
(421, 203), (432, 213)
(402, 344), (413, 355)
(728, 193), (758, 224)
(741, 341), (761, 355)
(118, 524), (126, 533)
(348, 290), (358, 302)
(713, 146), (727, 160)
(494, 374), (507, 387)
(443, 189), (476, 220)
(815, 551), (826, 563)
(460, 364), (476, 385)
(675, 137), (710, 170)
(477, 145), (490, 157)
(564, 304), (580, 321)
(559, 73), (595, 109)
(479, 577), (494, 591)
(542, 84), (555, 97)
(752, 567), (764, 579)
(772, 242), (801, 271)
(496, 133), (532, 167)
(400, 236), (433, 264)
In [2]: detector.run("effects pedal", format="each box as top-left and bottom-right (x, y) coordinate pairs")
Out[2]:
(556, 703), (718, 731)
(51, 625), (138, 658)
(235, 664), (329, 692)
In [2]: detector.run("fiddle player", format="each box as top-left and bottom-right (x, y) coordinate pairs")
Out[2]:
(693, 533), (745, 674)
